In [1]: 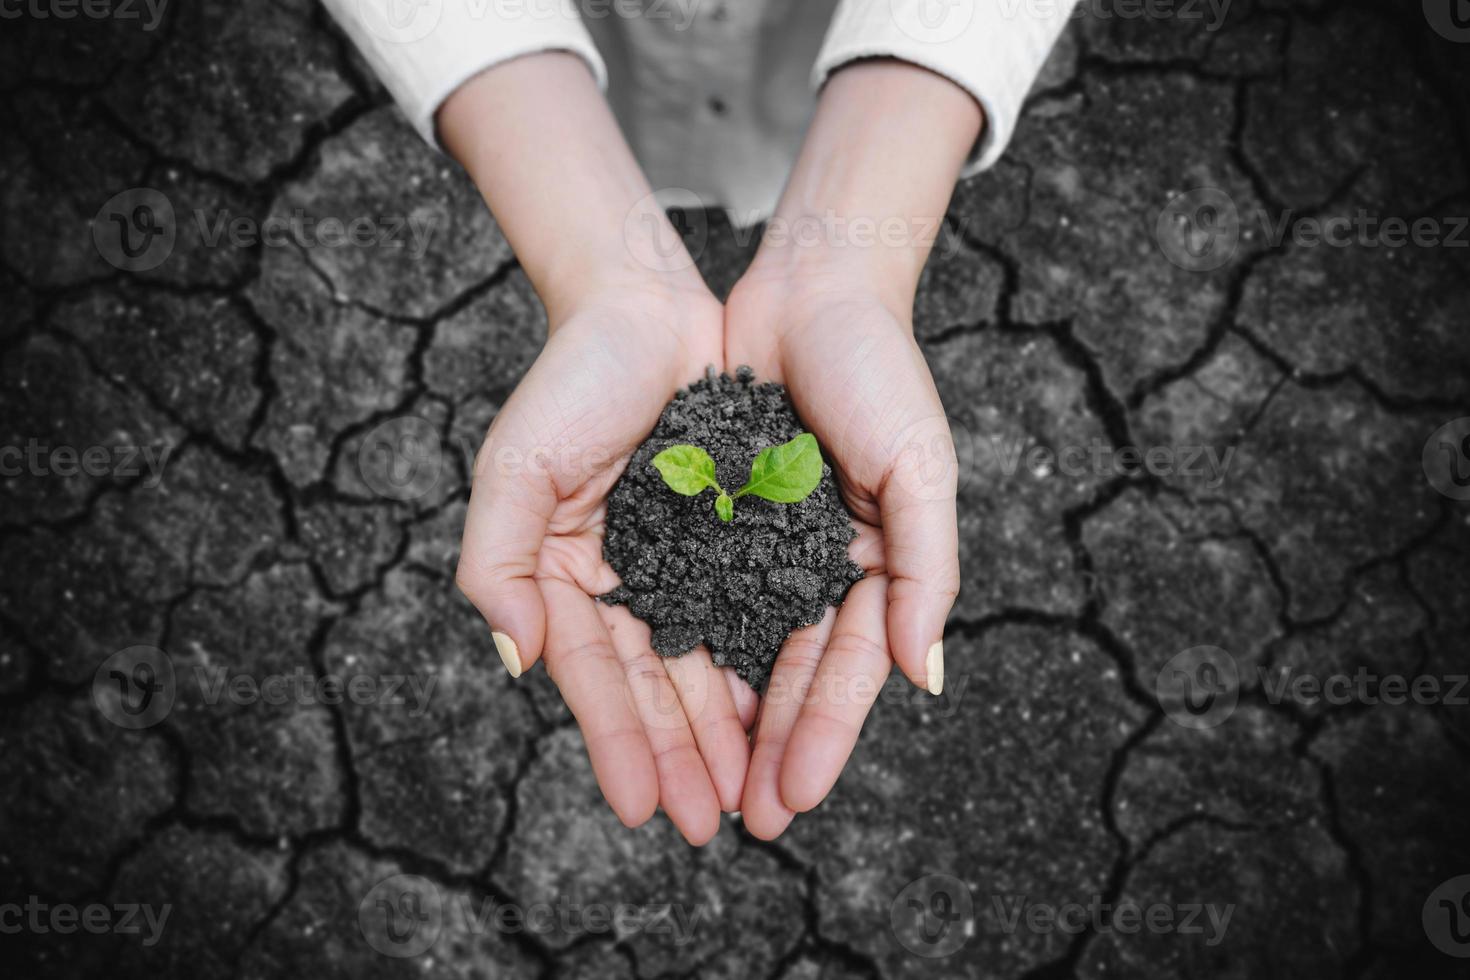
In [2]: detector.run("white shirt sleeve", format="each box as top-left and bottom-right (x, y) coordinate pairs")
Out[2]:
(320, 0), (608, 147)
(813, 0), (1078, 174)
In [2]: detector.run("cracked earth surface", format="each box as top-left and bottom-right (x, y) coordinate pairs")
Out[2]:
(2, 1), (1469, 978)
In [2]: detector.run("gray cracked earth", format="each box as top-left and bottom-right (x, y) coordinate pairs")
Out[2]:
(2, 1), (1470, 978)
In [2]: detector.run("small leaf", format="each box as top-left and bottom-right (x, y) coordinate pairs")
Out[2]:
(715, 492), (734, 522)
(735, 432), (823, 504)
(652, 445), (720, 496)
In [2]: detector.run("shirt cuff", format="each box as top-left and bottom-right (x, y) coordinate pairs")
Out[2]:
(321, 0), (608, 147)
(813, 0), (1077, 176)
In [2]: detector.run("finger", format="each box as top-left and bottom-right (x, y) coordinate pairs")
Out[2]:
(456, 412), (557, 679)
(780, 575), (891, 813)
(850, 517), (885, 574)
(722, 292), (784, 383)
(601, 606), (723, 846)
(725, 670), (759, 732)
(878, 413), (960, 696)
(539, 579), (658, 828)
(740, 609), (835, 840)
(662, 648), (751, 812)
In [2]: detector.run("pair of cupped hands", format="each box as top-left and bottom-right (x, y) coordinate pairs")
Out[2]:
(454, 251), (960, 844)
(442, 52), (975, 843)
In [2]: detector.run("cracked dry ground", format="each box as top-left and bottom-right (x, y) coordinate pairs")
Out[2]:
(2, 2), (1469, 979)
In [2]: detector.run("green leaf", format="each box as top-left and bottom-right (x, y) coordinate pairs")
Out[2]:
(734, 432), (823, 504)
(715, 492), (734, 522)
(652, 445), (720, 496)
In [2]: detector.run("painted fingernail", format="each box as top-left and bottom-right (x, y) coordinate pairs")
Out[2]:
(925, 640), (944, 696)
(492, 631), (522, 679)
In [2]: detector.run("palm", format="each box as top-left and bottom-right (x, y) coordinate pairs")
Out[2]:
(458, 292), (751, 845)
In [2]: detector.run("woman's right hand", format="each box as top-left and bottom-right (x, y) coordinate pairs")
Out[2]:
(440, 53), (751, 844)
(456, 280), (752, 846)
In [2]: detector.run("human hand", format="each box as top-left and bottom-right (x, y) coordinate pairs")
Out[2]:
(456, 282), (755, 845)
(440, 54), (751, 844)
(718, 58), (978, 838)
(724, 256), (961, 839)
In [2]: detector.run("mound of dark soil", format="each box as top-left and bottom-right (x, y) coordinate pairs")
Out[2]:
(601, 367), (863, 691)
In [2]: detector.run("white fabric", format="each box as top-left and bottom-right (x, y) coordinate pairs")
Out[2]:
(325, 0), (1077, 219)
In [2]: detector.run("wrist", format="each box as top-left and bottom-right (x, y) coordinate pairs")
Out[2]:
(750, 58), (982, 315)
(439, 53), (710, 325)
(742, 233), (918, 323)
(537, 200), (712, 326)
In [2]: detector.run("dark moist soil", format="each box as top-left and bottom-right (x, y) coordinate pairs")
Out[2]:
(601, 367), (864, 691)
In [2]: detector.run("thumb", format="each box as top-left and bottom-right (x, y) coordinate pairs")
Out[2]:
(878, 411), (960, 695)
(455, 427), (556, 679)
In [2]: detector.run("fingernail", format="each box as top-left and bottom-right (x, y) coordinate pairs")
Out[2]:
(492, 631), (522, 679)
(925, 640), (944, 696)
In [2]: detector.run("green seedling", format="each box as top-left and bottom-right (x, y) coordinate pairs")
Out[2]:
(652, 432), (823, 522)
